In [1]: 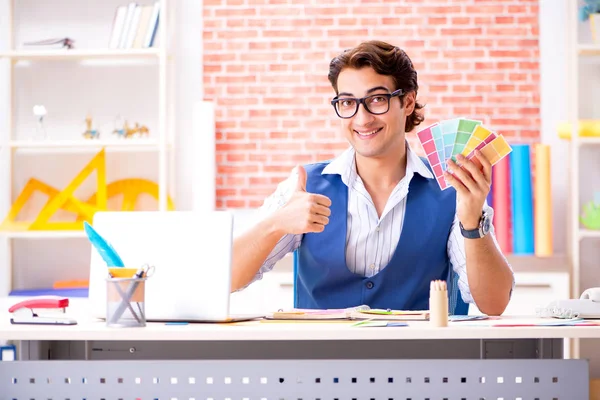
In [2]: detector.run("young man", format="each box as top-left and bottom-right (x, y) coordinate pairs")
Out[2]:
(231, 40), (514, 316)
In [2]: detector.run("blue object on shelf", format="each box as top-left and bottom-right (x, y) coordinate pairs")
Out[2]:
(510, 144), (534, 254)
(0, 345), (16, 361)
(9, 288), (89, 298)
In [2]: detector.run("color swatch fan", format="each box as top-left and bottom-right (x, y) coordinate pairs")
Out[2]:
(416, 118), (513, 190)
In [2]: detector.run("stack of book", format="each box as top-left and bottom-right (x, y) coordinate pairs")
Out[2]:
(108, 2), (160, 49)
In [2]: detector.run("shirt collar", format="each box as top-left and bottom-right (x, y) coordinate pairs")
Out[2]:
(322, 142), (434, 185)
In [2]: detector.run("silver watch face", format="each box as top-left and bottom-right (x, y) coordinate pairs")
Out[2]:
(481, 213), (491, 235)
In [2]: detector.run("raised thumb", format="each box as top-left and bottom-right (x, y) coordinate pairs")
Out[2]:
(295, 165), (307, 192)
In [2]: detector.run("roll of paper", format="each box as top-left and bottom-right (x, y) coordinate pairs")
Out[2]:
(510, 144), (534, 254)
(534, 144), (553, 256)
(492, 155), (511, 253)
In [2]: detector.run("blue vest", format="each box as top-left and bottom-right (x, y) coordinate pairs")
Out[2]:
(296, 160), (457, 310)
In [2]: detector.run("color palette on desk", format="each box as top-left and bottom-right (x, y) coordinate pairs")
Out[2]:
(416, 118), (513, 190)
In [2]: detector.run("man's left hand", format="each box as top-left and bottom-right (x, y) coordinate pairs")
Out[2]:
(444, 151), (492, 230)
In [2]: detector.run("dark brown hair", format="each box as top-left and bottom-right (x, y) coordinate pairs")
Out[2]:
(328, 40), (425, 133)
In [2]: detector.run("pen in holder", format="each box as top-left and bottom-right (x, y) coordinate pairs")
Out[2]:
(106, 265), (154, 328)
(429, 280), (448, 328)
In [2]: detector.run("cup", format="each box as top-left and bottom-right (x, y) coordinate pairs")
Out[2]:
(106, 276), (147, 327)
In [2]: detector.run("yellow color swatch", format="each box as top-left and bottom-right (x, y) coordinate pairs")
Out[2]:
(479, 134), (512, 165)
(534, 144), (553, 256)
(462, 125), (495, 156)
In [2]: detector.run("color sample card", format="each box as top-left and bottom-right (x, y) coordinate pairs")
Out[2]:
(416, 123), (448, 190)
(479, 134), (512, 165)
(416, 118), (513, 191)
(431, 124), (445, 170)
(461, 125), (497, 157)
(440, 118), (460, 169)
(465, 131), (498, 160)
(451, 119), (481, 161)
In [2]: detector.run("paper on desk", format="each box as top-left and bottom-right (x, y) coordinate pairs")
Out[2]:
(448, 315), (489, 322)
(455, 317), (598, 327)
(492, 318), (598, 327)
(351, 320), (408, 328)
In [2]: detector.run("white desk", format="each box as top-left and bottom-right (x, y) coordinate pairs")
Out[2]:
(0, 315), (597, 399)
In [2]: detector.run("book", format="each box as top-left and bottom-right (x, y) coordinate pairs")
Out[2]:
(266, 305), (429, 321)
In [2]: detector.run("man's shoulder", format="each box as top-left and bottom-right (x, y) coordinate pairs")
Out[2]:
(303, 160), (334, 176)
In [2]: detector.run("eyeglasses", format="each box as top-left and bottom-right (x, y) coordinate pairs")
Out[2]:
(331, 89), (403, 119)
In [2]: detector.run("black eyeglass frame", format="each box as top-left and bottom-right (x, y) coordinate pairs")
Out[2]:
(330, 88), (404, 119)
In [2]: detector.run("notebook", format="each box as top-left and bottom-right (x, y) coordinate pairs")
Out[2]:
(266, 305), (429, 321)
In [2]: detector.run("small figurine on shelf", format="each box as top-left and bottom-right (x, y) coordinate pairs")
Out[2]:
(580, 192), (600, 230)
(32, 105), (48, 140)
(112, 114), (126, 138)
(82, 114), (100, 139)
(122, 121), (149, 139)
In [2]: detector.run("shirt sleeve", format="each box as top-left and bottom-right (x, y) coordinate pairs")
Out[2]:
(447, 200), (515, 304)
(238, 167), (303, 289)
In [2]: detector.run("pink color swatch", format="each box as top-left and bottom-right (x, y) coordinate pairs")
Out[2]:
(417, 123), (448, 190)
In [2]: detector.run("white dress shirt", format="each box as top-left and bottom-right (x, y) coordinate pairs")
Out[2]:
(248, 143), (513, 304)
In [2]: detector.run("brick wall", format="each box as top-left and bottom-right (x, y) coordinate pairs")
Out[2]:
(203, 0), (540, 209)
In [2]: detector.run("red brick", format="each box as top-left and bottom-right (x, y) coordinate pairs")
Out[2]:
(440, 27), (483, 36)
(496, 84), (516, 93)
(465, 5), (504, 14)
(451, 17), (470, 25)
(215, 8), (256, 17)
(495, 16), (514, 24)
(226, 153), (247, 163)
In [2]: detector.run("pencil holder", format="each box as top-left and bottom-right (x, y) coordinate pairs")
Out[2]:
(429, 280), (448, 328)
(106, 276), (147, 328)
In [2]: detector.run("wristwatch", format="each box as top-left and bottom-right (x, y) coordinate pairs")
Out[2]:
(459, 211), (491, 239)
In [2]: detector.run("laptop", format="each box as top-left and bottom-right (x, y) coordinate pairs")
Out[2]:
(88, 211), (263, 323)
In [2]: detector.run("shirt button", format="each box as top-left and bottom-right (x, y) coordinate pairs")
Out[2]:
(370, 264), (375, 269)
(365, 281), (374, 289)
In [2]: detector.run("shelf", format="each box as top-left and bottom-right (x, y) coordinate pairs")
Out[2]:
(578, 137), (600, 145)
(558, 136), (600, 145)
(578, 44), (600, 55)
(7, 139), (161, 153)
(0, 230), (86, 239)
(504, 254), (568, 273)
(580, 229), (600, 239)
(0, 48), (160, 61)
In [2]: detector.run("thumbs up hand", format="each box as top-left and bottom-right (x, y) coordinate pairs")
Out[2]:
(274, 165), (332, 235)
(295, 163), (308, 192)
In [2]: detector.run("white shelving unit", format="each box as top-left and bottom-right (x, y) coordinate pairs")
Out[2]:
(0, 0), (174, 297)
(565, 0), (600, 359)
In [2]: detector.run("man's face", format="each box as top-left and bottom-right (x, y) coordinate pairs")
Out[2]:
(335, 67), (415, 159)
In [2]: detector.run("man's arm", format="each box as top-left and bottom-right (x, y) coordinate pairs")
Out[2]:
(231, 165), (332, 291)
(448, 206), (514, 315)
(231, 215), (295, 292)
(463, 228), (513, 316)
(445, 151), (514, 316)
